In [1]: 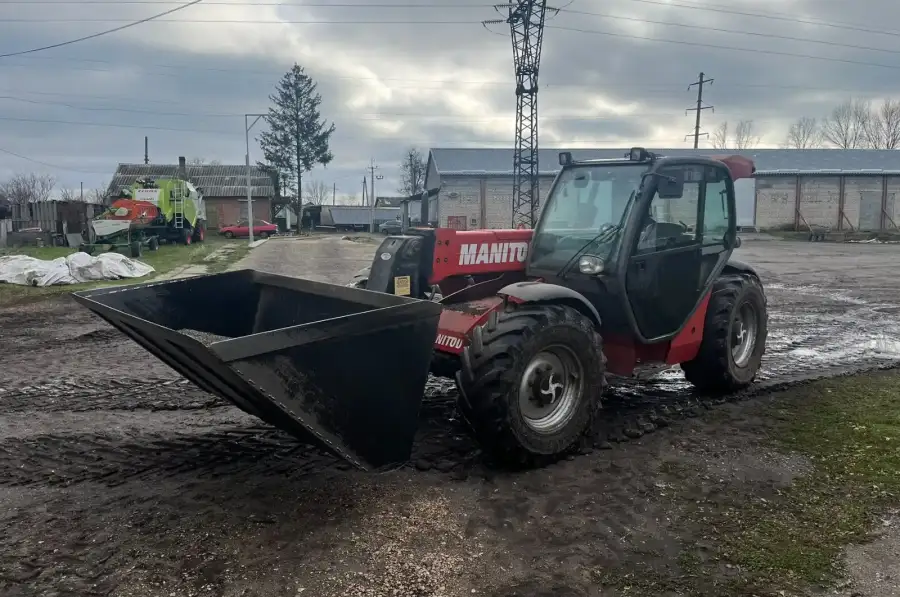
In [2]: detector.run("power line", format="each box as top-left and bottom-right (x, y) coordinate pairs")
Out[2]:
(545, 24), (900, 72)
(620, 0), (900, 40)
(0, 1), (491, 4)
(557, 7), (900, 57)
(0, 19), (480, 24)
(0, 0), (204, 58)
(5, 19), (900, 76)
(0, 147), (110, 174)
(0, 112), (692, 143)
(0, 96), (689, 122)
(9, 0), (900, 43)
(1, 75), (889, 98)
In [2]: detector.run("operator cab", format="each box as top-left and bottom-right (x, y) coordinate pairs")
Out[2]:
(528, 147), (740, 343)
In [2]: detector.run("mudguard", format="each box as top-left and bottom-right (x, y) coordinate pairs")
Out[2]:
(498, 281), (602, 327)
(723, 258), (758, 278)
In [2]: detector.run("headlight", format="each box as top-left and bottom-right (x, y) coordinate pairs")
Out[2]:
(578, 255), (605, 275)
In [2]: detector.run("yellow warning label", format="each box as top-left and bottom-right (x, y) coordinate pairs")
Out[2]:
(394, 275), (411, 296)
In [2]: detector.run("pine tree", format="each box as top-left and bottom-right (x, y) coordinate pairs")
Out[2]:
(257, 64), (335, 225)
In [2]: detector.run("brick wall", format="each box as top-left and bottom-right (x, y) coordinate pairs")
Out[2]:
(887, 178), (900, 228)
(799, 177), (840, 228)
(437, 175), (556, 229)
(755, 178), (796, 229)
(205, 197), (272, 229)
(439, 173), (900, 232)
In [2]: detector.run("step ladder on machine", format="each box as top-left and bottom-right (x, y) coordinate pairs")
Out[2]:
(172, 184), (184, 229)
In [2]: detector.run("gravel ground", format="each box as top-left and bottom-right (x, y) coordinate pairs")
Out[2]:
(2, 234), (900, 597)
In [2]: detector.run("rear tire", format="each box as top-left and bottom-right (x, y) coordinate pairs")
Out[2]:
(681, 274), (768, 393)
(181, 227), (193, 245)
(129, 241), (142, 258)
(457, 303), (606, 464)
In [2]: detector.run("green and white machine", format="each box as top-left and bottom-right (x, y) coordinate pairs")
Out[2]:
(85, 178), (208, 257)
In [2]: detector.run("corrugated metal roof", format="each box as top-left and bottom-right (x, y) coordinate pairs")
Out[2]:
(109, 163), (276, 199)
(755, 169), (900, 176)
(429, 148), (900, 176)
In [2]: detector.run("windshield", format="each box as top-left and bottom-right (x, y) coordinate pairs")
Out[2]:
(531, 163), (647, 272)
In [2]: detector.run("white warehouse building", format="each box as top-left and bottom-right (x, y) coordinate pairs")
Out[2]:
(423, 148), (900, 232)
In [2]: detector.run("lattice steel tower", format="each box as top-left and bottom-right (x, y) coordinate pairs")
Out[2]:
(488, 1), (550, 228)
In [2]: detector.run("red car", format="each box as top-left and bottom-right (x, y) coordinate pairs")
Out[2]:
(220, 219), (278, 239)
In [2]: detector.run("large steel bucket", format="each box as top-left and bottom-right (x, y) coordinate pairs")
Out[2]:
(72, 269), (442, 471)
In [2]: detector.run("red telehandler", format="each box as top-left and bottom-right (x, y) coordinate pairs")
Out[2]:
(74, 148), (767, 470)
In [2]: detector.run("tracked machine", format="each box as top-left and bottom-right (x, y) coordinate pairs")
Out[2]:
(73, 148), (767, 470)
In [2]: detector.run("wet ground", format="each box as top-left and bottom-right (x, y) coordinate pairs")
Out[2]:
(2, 234), (899, 597)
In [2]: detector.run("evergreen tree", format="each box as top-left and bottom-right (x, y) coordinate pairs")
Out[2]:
(257, 64), (335, 224)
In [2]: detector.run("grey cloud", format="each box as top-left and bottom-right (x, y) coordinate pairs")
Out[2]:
(3, 0), (900, 193)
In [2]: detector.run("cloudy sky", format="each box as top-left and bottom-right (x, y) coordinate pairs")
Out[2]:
(1, 0), (899, 198)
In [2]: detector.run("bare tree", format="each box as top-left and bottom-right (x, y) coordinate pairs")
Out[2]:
(710, 122), (729, 149)
(733, 120), (760, 149)
(398, 147), (427, 196)
(58, 187), (77, 202)
(1, 173), (55, 204)
(303, 180), (330, 205)
(90, 182), (113, 205)
(821, 99), (871, 149)
(187, 157), (222, 166)
(862, 98), (900, 149)
(784, 116), (823, 149)
(338, 194), (358, 205)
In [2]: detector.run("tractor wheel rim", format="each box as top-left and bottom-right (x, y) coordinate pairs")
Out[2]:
(732, 302), (758, 368)
(518, 345), (584, 435)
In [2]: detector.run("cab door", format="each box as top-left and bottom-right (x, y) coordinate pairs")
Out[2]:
(623, 162), (734, 342)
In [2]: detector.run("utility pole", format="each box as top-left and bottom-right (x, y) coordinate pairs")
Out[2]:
(244, 113), (266, 244)
(362, 177), (367, 206)
(685, 72), (714, 148)
(333, 182), (336, 205)
(80, 182), (83, 201)
(144, 136), (149, 164)
(367, 159), (383, 233)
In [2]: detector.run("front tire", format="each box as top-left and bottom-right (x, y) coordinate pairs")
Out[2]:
(681, 274), (768, 393)
(457, 303), (606, 464)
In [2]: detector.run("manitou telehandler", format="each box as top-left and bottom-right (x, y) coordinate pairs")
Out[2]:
(74, 148), (767, 470)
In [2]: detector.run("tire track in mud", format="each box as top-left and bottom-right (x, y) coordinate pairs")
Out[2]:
(2, 280), (900, 487)
(0, 378), (227, 413)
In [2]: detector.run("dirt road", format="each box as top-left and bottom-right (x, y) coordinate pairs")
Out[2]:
(2, 235), (899, 597)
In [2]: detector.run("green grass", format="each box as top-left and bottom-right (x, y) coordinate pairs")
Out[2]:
(720, 372), (900, 593)
(0, 236), (249, 307)
(593, 371), (900, 596)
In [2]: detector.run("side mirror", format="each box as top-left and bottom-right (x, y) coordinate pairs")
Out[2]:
(559, 152), (573, 166)
(656, 171), (685, 199)
(724, 234), (742, 250)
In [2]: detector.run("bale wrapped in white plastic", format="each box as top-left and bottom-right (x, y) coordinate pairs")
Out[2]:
(0, 252), (154, 287)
